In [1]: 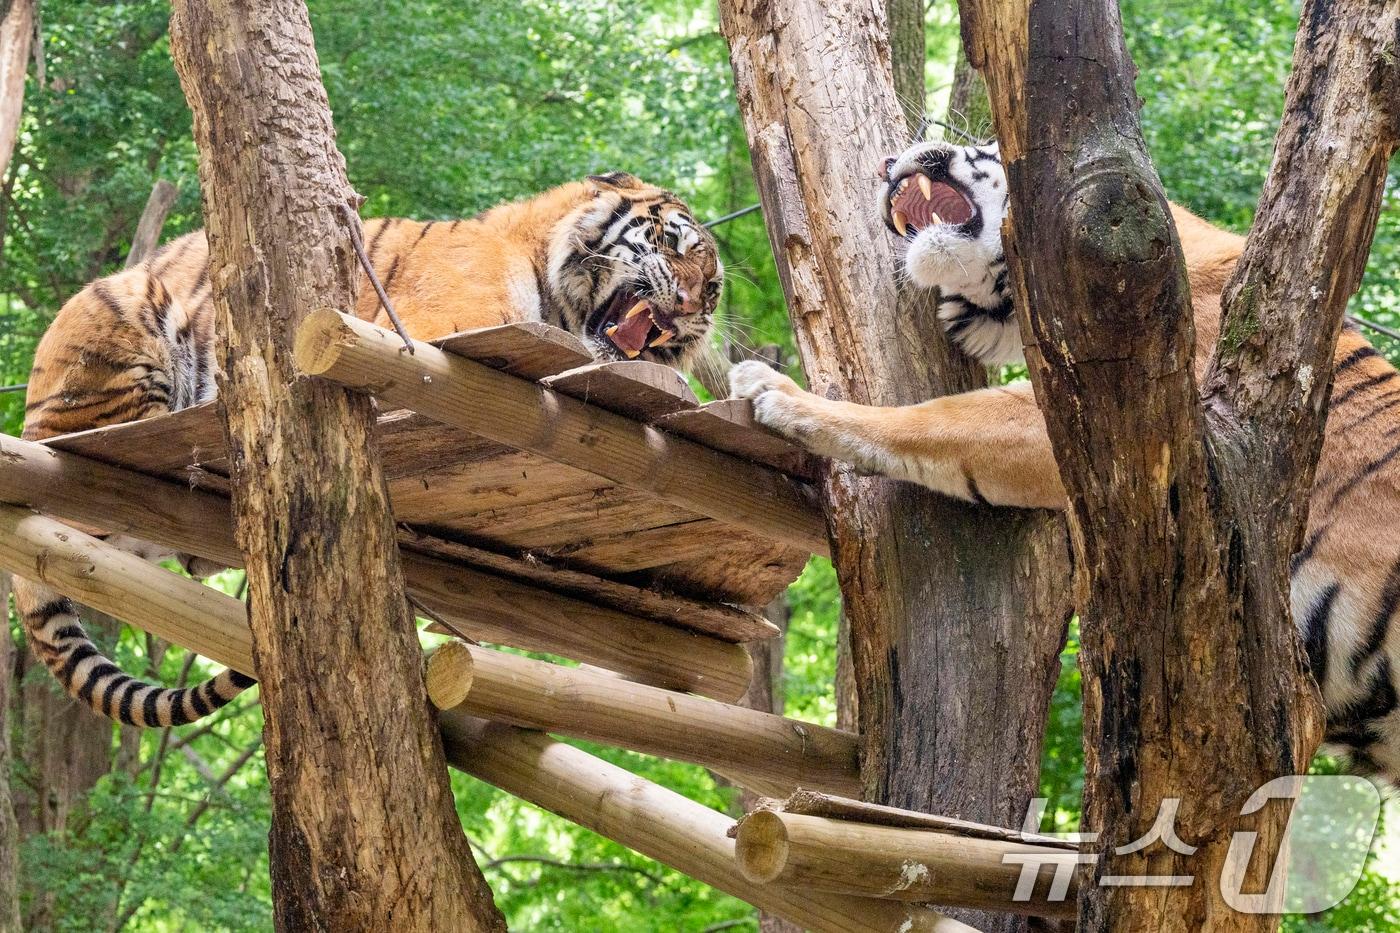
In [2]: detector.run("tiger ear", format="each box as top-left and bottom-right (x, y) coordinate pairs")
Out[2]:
(585, 171), (643, 193)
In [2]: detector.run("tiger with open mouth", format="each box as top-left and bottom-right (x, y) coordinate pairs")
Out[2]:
(16, 171), (722, 727)
(733, 138), (1400, 781)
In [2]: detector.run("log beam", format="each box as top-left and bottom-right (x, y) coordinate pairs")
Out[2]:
(734, 811), (1076, 918)
(0, 432), (750, 698)
(440, 713), (980, 933)
(426, 640), (859, 797)
(293, 309), (829, 556)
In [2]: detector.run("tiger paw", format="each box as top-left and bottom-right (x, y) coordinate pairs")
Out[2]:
(728, 360), (799, 401)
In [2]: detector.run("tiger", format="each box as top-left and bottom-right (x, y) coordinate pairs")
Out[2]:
(15, 171), (723, 727)
(730, 138), (1400, 780)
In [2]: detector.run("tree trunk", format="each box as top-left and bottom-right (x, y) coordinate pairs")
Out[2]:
(884, 0), (925, 135)
(719, 5), (1071, 930)
(0, 0), (32, 184)
(946, 42), (990, 142)
(958, 0), (1395, 927)
(167, 2), (503, 929)
(0, 573), (19, 933)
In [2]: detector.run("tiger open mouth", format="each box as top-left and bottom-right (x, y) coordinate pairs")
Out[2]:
(885, 172), (975, 239)
(598, 288), (676, 359)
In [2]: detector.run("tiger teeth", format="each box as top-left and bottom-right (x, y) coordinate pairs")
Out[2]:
(892, 211), (909, 236)
(918, 175), (933, 200)
(930, 211), (943, 225)
(623, 347), (641, 359)
(649, 330), (674, 348)
(604, 324), (618, 337)
(625, 300), (649, 319)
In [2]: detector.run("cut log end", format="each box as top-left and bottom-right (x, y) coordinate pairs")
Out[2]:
(426, 639), (476, 710)
(734, 810), (791, 883)
(293, 307), (359, 376)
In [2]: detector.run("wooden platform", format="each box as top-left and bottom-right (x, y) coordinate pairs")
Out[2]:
(40, 321), (824, 653)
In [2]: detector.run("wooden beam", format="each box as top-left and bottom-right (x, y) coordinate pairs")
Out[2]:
(0, 505), (253, 675)
(0, 432), (751, 699)
(734, 811), (1077, 918)
(426, 640), (858, 797)
(405, 553), (751, 701)
(439, 713), (980, 933)
(293, 309), (829, 556)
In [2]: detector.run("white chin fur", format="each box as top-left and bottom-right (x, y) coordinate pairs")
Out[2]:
(904, 228), (995, 296)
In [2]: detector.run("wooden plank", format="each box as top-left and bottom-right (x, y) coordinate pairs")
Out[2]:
(657, 399), (819, 479)
(45, 401), (229, 485)
(543, 360), (699, 421)
(400, 528), (778, 643)
(434, 322), (594, 381)
(427, 641), (859, 796)
(293, 310), (829, 556)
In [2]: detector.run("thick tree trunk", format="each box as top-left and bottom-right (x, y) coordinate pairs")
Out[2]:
(719, 5), (1070, 930)
(167, 2), (503, 929)
(0, 0), (32, 183)
(0, 573), (18, 933)
(959, 0), (1394, 927)
(884, 0), (925, 135)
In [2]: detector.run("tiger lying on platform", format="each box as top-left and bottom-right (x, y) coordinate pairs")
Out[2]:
(730, 139), (1400, 780)
(17, 172), (722, 727)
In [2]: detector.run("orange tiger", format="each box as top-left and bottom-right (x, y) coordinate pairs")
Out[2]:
(731, 139), (1400, 781)
(17, 171), (722, 727)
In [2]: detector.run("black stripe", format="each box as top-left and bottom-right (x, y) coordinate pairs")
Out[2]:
(381, 256), (403, 291)
(963, 470), (987, 506)
(1329, 659), (1399, 742)
(100, 674), (127, 718)
(77, 662), (121, 704)
(365, 218), (398, 265)
(1334, 346), (1379, 377)
(448, 219), (462, 233)
(117, 681), (140, 724)
(189, 683), (212, 718)
(25, 597), (76, 620)
(411, 221), (437, 249)
(143, 689), (161, 727)
(57, 643), (100, 686)
(50, 624), (86, 642)
(1332, 371), (1397, 407)
(1343, 389), (1400, 431)
(90, 282), (125, 320)
(1326, 437), (1400, 510)
(229, 670), (257, 689)
(154, 236), (193, 277)
(1351, 555), (1400, 671)
(1302, 583), (1339, 685)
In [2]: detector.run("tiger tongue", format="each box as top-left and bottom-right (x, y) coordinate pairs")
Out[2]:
(606, 302), (654, 357)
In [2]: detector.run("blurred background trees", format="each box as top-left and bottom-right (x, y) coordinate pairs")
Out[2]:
(1, 0), (1396, 929)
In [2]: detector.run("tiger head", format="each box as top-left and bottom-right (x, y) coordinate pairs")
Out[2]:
(547, 172), (722, 368)
(880, 140), (1021, 365)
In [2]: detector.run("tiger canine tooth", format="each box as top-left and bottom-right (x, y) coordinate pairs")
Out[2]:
(623, 347), (641, 359)
(892, 211), (909, 236)
(604, 324), (618, 336)
(625, 300), (650, 319)
(649, 330), (674, 348)
(930, 212), (943, 225)
(918, 175), (933, 200)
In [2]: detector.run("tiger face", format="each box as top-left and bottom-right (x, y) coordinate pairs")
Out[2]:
(880, 141), (1021, 365)
(548, 172), (722, 367)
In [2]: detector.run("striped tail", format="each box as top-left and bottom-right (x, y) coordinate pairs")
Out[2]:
(15, 579), (255, 727)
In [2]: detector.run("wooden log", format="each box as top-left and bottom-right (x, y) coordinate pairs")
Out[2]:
(435, 322), (593, 381)
(0, 432), (752, 699)
(426, 640), (858, 797)
(293, 309), (829, 556)
(404, 551), (752, 701)
(439, 713), (980, 933)
(734, 811), (1077, 918)
(46, 401), (229, 484)
(542, 360), (699, 421)
(0, 505), (253, 676)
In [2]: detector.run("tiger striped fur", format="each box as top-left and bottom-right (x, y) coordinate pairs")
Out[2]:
(731, 140), (1400, 780)
(17, 172), (721, 727)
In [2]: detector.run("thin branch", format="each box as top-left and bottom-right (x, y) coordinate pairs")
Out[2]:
(337, 202), (413, 352)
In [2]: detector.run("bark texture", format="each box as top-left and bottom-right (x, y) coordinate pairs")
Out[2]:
(0, 0), (32, 184)
(884, 0), (925, 135)
(719, 5), (1071, 929)
(167, 3), (503, 929)
(958, 0), (1396, 927)
(0, 573), (18, 933)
